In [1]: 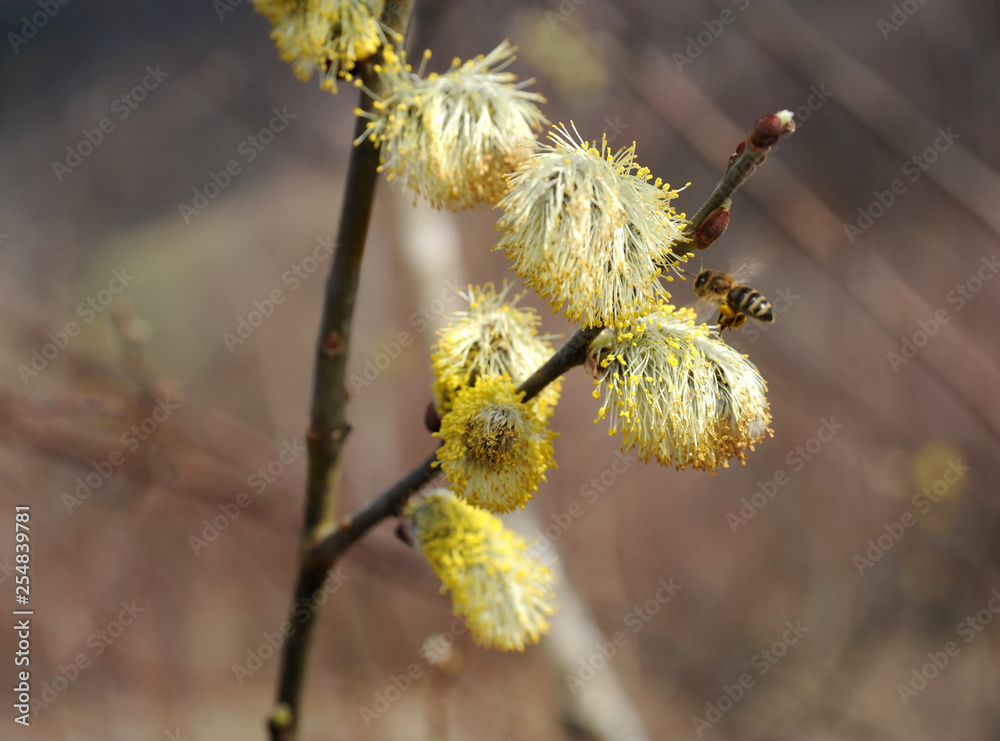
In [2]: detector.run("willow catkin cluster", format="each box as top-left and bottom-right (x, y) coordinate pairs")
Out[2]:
(497, 123), (690, 327)
(355, 41), (546, 208)
(591, 308), (771, 471)
(403, 490), (558, 651)
(253, 0), (784, 663)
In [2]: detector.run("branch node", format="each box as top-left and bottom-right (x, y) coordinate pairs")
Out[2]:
(321, 330), (344, 356)
(267, 703), (294, 741)
(331, 423), (351, 444)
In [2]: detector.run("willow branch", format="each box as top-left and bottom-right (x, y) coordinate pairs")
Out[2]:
(274, 111), (795, 735)
(308, 111), (795, 572)
(517, 323), (604, 401)
(312, 449), (440, 564)
(310, 323), (604, 565)
(266, 4), (414, 739)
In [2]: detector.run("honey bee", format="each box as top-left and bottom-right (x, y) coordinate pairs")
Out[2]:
(693, 269), (774, 332)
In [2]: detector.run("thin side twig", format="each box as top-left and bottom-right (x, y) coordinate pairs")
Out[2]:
(687, 115), (792, 231)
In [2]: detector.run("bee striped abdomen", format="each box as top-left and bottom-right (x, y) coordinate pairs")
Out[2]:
(728, 285), (774, 323)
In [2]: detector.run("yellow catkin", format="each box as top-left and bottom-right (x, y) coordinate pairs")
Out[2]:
(253, 0), (387, 92)
(497, 122), (689, 327)
(590, 307), (771, 471)
(354, 41), (546, 209)
(436, 374), (556, 513)
(404, 490), (558, 651)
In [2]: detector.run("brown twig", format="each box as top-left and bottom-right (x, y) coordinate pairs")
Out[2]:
(310, 323), (604, 565)
(266, 3), (414, 739)
(687, 111), (795, 242)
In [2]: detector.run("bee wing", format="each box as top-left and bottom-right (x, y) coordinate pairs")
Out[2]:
(674, 268), (727, 325)
(684, 286), (722, 324)
(690, 298), (720, 325)
(671, 271), (718, 324)
(728, 255), (769, 285)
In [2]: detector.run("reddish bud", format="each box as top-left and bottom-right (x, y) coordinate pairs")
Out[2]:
(729, 140), (747, 167)
(692, 202), (731, 249)
(749, 115), (782, 149)
(394, 522), (413, 547)
(748, 110), (795, 150)
(424, 401), (441, 432)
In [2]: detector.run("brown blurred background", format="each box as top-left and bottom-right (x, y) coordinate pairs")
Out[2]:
(2, 0), (999, 739)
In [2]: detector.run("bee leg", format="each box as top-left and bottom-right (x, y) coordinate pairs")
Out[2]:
(717, 306), (738, 332)
(731, 314), (747, 329)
